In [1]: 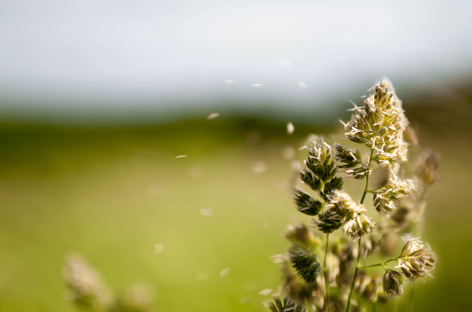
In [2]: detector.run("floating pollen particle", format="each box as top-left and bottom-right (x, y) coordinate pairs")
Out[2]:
(282, 145), (295, 159)
(196, 271), (209, 281)
(175, 155), (187, 158)
(262, 300), (272, 307)
(251, 161), (267, 174)
(275, 180), (288, 191)
(252, 84), (263, 88)
(207, 113), (220, 120)
(259, 289), (273, 296)
(271, 254), (284, 263)
(149, 185), (160, 195)
(246, 131), (261, 144)
(224, 79), (234, 84)
(199, 208), (213, 216)
(220, 269), (230, 276)
(298, 82), (307, 90)
(154, 244), (164, 254)
(189, 165), (204, 179)
(287, 122), (295, 134)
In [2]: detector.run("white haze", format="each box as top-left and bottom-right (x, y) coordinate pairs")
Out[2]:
(0, 0), (471, 122)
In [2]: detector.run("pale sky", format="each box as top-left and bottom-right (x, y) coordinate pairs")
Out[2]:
(0, 0), (471, 122)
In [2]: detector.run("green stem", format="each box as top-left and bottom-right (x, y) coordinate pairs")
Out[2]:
(319, 181), (330, 312)
(357, 257), (401, 269)
(346, 238), (361, 312)
(359, 151), (373, 204)
(357, 263), (383, 269)
(320, 182), (326, 214)
(324, 233), (331, 312)
(346, 149), (374, 312)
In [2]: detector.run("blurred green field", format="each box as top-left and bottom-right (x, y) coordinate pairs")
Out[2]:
(0, 111), (470, 311)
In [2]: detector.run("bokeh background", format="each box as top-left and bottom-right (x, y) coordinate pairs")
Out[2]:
(1, 1), (472, 311)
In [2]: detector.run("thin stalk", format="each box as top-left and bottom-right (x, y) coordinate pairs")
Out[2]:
(357, 263), (383, 269)
(346, 149), (374, 312)
(320, 182), (326, 214)
(346, 238), (361, 312)
(324, 233), (331, 312)
(357, 257), (401, 269)
(360, 165), (371, 204)
(320, 182), (331, 312)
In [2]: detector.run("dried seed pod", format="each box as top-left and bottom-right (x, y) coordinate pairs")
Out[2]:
(396, 234), (437, 281)
(288, 246), (321, 284)
(267, 296), (307, 312)
(383, 270), (404, 297)
(63, 254), (112, 311)
(285, 223), (319, 250)
(342, 214), (376, 240)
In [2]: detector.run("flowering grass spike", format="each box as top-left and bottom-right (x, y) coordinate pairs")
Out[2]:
(268, 79), (439, 312)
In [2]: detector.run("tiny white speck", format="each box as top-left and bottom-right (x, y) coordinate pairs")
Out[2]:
(274, 286), (282, 297)
(149, 185), (160, 195)
(252, 84), (263, 88)
(175, 155), (187, 158)
(207, 113), (220, 120)
(251, 161), (267, 174)
(259, 289), (273, 296)
(305, 134), (319, 143)
(272, 258), (283, 263)
(282, 146), (295, 159)
(220, 269), (230, 276)
(200, 208), (213, 216)
(246, 131), (261, 144)
(155, 244), (164, 254)
(287, 122), (294, 135)
(360, 95), (366, 98)
(197, 271), (209, 281)
(298, 82), (307, 90)
(224, 79), (234, 84)
(189, 165), (204, 179)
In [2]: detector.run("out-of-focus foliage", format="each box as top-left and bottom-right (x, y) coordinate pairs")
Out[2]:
(0, 87), (470, 311)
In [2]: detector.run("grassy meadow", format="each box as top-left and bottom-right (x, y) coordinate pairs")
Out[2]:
(0, 109), (470, 311)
